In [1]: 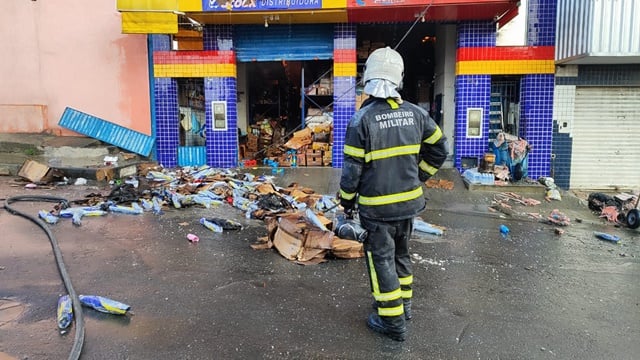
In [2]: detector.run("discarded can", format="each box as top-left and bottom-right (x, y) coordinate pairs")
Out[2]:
(78, 295), (131, 315)
(57, 294), (73, 331)
(593, 231), (620, 243)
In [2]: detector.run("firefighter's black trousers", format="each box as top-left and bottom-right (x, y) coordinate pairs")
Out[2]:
(360, 216), (413, 333)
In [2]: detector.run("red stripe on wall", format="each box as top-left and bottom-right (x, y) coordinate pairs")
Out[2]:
(334, 49), (356, 63)
(456, 46), (554, 61)
(153, 50), (236, 65)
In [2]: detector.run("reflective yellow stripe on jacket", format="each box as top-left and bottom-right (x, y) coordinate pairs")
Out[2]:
(424, 126), (443, 144)
(364, 144), (420, 163)
(359, 186), (423, 206)
(419, 160), (438, 176)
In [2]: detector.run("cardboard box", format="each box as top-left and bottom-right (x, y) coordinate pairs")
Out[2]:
(306, 155), (323, 166)
(311, 142), (331, 152)
(18, 160), (54, 183)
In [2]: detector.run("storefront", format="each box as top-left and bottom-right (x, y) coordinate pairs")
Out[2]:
(117, 0), (557, 181)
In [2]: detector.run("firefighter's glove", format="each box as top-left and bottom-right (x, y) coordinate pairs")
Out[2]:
(337, 192), (356, 218)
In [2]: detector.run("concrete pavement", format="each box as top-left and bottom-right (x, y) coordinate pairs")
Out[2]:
(0, 140), (639, 359)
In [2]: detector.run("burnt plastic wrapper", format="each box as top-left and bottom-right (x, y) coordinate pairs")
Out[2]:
(57, 294), (73, 330)
(79, 295), (131, 315)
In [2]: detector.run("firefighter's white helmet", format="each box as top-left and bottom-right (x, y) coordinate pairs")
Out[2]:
(363, 47), (404, 89)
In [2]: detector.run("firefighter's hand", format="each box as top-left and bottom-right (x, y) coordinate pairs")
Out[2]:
(337, 192), (356, 216)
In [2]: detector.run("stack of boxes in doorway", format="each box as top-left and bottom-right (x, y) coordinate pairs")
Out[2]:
(281, 111), (333, 167)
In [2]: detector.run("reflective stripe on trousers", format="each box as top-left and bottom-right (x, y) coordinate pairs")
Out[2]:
(361, 216), (413, 332)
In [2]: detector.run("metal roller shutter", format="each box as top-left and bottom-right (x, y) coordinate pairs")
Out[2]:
(234, 24), (334, 62)
(571, 87), (640, 189)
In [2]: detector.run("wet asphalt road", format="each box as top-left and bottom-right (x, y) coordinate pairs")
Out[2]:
(1, 168), (639, 360)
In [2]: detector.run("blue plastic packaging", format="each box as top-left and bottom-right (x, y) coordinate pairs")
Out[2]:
(200, 217), (223, 233)
(38, 210), (59, 224)
(78, 295), (130, 315)
(499, 225), (510, 238)
(57, 294), (73, 330)
(593, 231), (620, 243)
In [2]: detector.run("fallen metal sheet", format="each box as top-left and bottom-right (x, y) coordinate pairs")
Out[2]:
(58, 107), (154, 157)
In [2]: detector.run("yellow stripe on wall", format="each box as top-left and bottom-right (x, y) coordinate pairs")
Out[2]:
(456, 60), (555, 75)
(121, 12), (178, 34)
(154, 64), (237, 78)
(117, 0), (179, 11)
(322, 0), (347, 8)
(334, 63), (356, 77)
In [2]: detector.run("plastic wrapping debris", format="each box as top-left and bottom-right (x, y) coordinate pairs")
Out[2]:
(593, 231), (620, 243)
(57, 294), (73, 331)
(413, 218), (444, 236)
(305, 208), (328, 231)
(79, 295), (131, 315)
(203, 218), (243, 231)
(334, 214), (367, 242)
(108, 203), (143, 215)
(499, 224), (510, 238)
(187, 233), (200, 243)
(38, 210), (59, 224)
(200, 217), (223, 233)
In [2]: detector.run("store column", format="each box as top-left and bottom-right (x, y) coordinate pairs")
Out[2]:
(152, 34), (180, 168)
(332, 24), (357, 168)
(453, 22), (495, 171)
(520, 0), (556, 179)
(203, 25), (238, 168)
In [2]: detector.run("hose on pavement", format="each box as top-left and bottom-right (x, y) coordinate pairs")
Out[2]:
(3, 195), (85, 360)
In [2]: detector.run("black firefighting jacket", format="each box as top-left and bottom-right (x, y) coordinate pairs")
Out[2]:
(339, 97), (449, 221)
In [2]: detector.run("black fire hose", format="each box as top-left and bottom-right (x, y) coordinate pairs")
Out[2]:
(3, 195), (85, 360)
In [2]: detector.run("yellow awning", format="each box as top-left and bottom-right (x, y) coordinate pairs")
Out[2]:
(121, 12), (178, 34)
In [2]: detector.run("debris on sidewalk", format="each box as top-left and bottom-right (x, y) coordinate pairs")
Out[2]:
(413, 218), (445, 236)
(79, 295), (131, 315)
(56, 295), (73, 333)
(539, 177), (561, 201)
(547, 209), (570, 226)
(425, 179), (454, 190)
(593, 231), (620, 243)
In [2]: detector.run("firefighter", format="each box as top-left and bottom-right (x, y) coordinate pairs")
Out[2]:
(338, 47), (449, 341)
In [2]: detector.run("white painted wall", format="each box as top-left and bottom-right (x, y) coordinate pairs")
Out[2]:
(0, 1), (151, 135)
(434, 24), (457, 166)
(496, 0), (528, 46)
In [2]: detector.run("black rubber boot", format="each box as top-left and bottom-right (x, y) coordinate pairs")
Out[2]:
(367, 313), (406, 342)
(403, 300), (412, 320)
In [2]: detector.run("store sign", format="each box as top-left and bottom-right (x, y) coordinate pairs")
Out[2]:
(347, 0), (426, 7)
(203, 0), (323, 11)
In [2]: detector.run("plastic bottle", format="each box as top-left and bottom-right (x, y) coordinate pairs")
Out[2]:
(499, 224), (510, 238)
(78, 295), (130, 315)
(57, 294), (73, 331)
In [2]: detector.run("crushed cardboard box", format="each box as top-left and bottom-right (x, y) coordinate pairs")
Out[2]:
(18, 160), (62, 183)
(252, 211), (364, 265)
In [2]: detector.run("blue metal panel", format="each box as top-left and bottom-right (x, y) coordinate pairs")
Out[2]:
(234, 24), (334, 62)
(178, 146), (207, 166)
(58, 107), (155, 157)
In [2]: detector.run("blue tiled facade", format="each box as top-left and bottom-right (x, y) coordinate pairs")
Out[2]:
(332, 24), (357, 168)
(204, 25), (238, 168)
(520, 74), (554, 178)
(454, 22), (495, 170)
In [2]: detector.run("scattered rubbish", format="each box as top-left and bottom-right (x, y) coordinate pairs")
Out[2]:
(547, 209), (570, 226)
(200, 217), (223, 233)
(108, 203), (143, 215)
(74, 178), (87, 186)
(103, 156), (119, 166)
(203, 218), (243, 231)
(334, 214), (368, 242)
(499, 224), (510, 238)
(593, 231), (620, 243)
(18, 159), (61, 183)
(187, 233), (200, 243)
(38, 210), (59, 224)
(425, 178), (454, 190)
(539, 177), (561, 201)
(554, 228), (564, 235)
(252, 211), (363, 265)
(25, 183), (38, 189)
(78, 295), (131, 315)
(57, 295), (73, 332)
(413, 218), (445, 236)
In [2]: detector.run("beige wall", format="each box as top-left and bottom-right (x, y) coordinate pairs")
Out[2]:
(0, 0), (151, 135)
